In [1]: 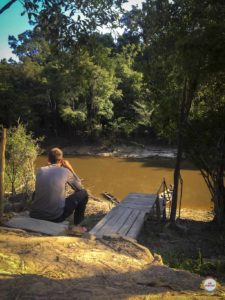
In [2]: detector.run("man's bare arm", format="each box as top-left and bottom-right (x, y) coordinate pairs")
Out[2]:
(61, 159), (83, 190)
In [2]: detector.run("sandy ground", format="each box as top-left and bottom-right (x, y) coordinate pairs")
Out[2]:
(1, 228), (224, 300)
(61, 144), (177, 159)
(178, 208), (214, 222)
(1, 198), (225, 299)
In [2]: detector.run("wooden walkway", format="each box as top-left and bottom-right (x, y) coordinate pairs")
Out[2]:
(89, 193), (159, 240)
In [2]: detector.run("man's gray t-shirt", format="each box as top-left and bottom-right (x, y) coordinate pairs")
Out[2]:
(30, 165), (80, 220)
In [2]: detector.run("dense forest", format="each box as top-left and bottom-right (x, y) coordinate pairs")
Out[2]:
(0, 0), (225, 223)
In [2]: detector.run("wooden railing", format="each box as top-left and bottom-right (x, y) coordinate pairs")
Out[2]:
(154, 175), (183, 221)
(153, 178), (173, 221)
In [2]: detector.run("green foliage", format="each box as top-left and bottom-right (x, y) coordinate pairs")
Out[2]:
(111, 44), (152, 136)
(122, 0), (225, 221)
(123, 0), (225, 142)
(5, 123), (42, 195)
(166, 251), (225, 280)
(1, 0), (224, 151)
(61, 107), (86, 126)
(1, 0), (224, 223)
(110, 118), (137, 137)
(183, 72), (225, 223)
(0, 57), (48, 132)
(54, 44), (120, 134)
(14, 0), (126, 52)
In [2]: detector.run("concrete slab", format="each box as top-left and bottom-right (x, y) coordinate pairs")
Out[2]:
(5, 216), (69, 236)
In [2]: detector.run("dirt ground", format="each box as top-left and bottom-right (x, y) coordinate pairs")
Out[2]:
(0, 228), (224, 300)
(139, 209), (225, 287)
(0, 199), (225, 299)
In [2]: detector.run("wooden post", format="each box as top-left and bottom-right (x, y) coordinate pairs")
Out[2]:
(0, 128), (6, 222)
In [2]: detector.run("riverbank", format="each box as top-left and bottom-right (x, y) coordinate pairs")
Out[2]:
(48, 143), (177, 159)
(178, 208), (214, 222)
(79, 197), (225, 286)
(85, 198), (225, 286)
(0, 227), (213, 300)
(139, 208), (225, 286)
(1, 197), (224, 298)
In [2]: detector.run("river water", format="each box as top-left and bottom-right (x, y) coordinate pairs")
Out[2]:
(36, 156), (212, 210)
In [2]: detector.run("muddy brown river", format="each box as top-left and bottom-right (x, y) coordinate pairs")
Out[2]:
(36, 156), (212, 210)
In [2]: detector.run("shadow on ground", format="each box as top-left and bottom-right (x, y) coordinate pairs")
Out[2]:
(139, 217), (225, 284)
(0, 264), (204, 300)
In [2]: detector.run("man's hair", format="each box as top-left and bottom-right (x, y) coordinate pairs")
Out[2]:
(48, 148), (63, 164)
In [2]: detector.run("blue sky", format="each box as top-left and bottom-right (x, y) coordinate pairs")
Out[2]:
(0, 0), (31, 59)
(0, 0), (142, 60)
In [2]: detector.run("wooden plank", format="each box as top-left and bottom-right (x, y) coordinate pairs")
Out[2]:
(119, 203), (154, 212)
(126, 211), (146, 239)
(122, 198), (156, 205)
(125, 193), (157, 198)
(123, 194), (156, 199)
(122, 196), (155, 202)
(121, 196), (156, 203)
(122, 194), (157, 204)
(96, 209), (132, 238)
(121, 202), (154, 208)
(118, 210), (140, 236)
(90, 192), (159, 239)
(96, 206), (127, 236)
(106, 207), (133, 235)
(5, 216), (68, 236)
(89, 206), (118, 235)
(124, 197), (156, 201)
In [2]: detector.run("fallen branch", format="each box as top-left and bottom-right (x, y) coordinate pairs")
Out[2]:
(102, 192), (119, 205)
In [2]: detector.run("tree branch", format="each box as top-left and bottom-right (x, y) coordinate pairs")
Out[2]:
(0, 0), (18, 15)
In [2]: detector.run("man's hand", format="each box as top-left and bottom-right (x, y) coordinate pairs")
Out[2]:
(61, 159), (82, 183)
(61, 159), (73, 171)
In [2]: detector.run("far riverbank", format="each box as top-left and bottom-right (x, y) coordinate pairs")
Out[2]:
(43, 143), (177, 159)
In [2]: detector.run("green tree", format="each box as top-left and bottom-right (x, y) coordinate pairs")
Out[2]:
(59, 39), (120, 136)
(6, 2), (127, 137)
(0, 58), (47, 131)
(132, 0), (225, 224)
(185, 74), (225, 225)
(111, 44), (152, 138)
(5, 123), (42, 196)
(3, 0), (126, 53)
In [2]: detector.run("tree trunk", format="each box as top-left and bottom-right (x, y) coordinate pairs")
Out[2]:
(213, 134), (225, 225)
(170, 139), (182, 224)
(87, 81), (96, 135)
(194, 148), (225, 226)
(214, 177), (225, 226)
(0, 128), (6, 222)
(170, 79), (187, 224)
(170, 78), (197, 224)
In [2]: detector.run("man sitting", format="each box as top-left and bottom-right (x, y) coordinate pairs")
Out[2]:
(30, 147), (88, 234)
